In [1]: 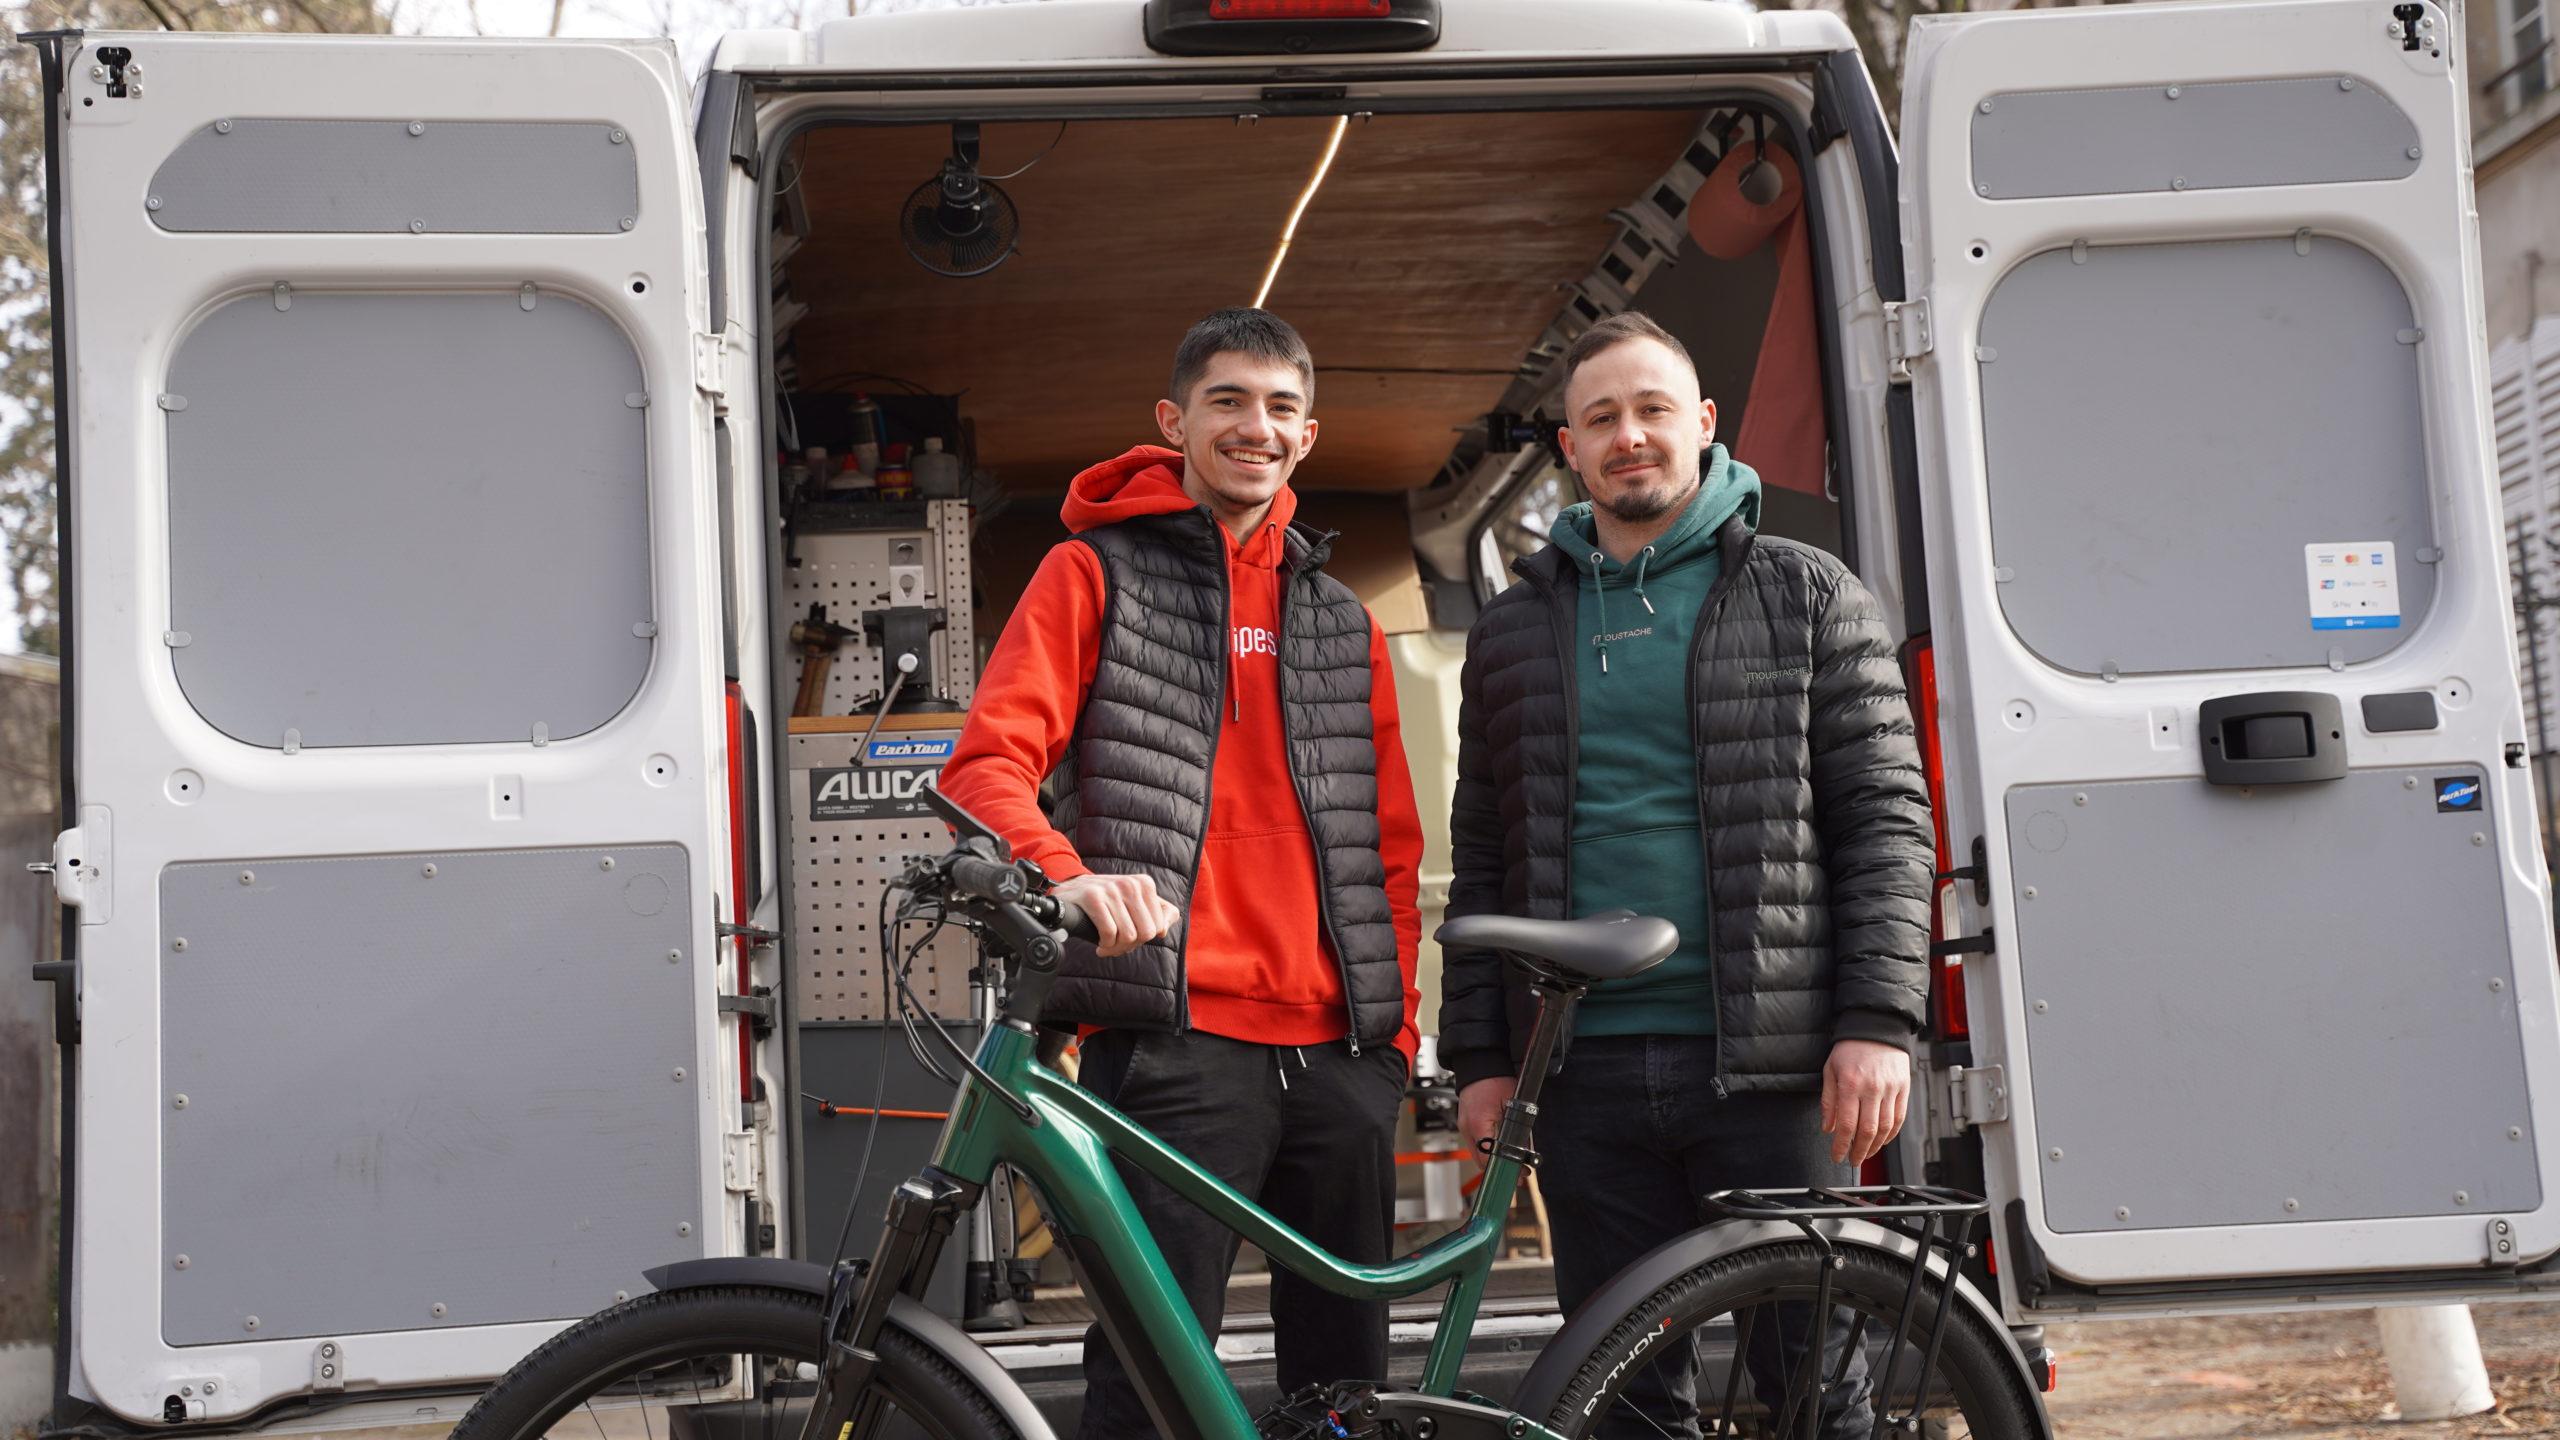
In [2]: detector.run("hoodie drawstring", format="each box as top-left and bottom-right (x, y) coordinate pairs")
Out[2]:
(1589, 552), (1611, 674)
(1589, 545), (1660, 677)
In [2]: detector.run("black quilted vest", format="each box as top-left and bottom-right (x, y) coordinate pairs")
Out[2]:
(1043, 508), (1404, 1049)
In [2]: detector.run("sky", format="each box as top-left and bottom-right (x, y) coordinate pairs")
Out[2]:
(382, 0), (1037, 71)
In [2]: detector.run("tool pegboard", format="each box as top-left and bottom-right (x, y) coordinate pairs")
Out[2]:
(782, 500), (975, 716)
(787, 721), (978, 1023)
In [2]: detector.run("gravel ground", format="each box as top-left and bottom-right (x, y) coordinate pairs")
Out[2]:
(2041, 1301), (2560, 1438)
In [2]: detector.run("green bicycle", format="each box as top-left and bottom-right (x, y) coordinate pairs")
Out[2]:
(449, 789), (2050, 1440)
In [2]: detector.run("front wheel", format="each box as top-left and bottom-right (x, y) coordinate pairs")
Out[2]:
(449, 1286), (1022, 1440)
(1537, 1241), (2044, 1440)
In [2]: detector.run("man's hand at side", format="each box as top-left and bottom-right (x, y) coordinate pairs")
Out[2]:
(1051, 873), (1182, 957)
(1457, 1076), (1516, 1155)
(1820, 1038), (1911, 1166)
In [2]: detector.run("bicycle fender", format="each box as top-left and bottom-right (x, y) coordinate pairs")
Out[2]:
(1506, 1216), (2052, 1440)
(643, 1257), (1060, 1440)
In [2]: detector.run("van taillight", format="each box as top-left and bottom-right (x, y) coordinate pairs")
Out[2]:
(1144, 0), (1439, 54)
(1900, 636), (1968, 1042)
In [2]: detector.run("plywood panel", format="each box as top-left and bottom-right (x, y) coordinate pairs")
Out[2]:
(786, 110), (1702, 493)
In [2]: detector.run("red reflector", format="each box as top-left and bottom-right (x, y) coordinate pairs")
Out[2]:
(1211, 0), (1388, 15)
(1900, 635), (1969, 1042)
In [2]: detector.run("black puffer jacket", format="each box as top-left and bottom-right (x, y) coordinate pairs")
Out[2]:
(1436, 519), (1933, 1094)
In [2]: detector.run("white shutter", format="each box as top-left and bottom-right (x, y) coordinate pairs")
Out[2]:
(2494, 318), (2560, 769)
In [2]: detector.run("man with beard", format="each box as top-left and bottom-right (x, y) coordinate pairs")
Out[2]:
(1436, 311), (1932, 1438)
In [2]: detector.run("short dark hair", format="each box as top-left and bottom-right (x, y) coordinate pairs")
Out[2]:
(1169, 308), (1316, 408)
(1559, 310), (1697, 394)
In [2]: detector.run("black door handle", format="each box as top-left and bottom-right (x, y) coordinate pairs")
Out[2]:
(2199, 691), (2347, 785)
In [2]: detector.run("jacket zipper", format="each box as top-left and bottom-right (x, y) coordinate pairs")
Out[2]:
(1169, 510), (1233, 1035)
(1273, 532), (1366, 1055)
(1522, 557), (1583, 1082)
(1682, 519), (1758, 1099)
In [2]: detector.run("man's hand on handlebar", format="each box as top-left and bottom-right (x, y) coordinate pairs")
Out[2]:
(1050, 873), (1180, 957)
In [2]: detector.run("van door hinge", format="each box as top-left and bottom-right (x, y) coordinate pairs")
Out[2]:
(721, 1132), (758, 1194)
(693, 332), (729, 404)
(1885, 298), (1934, 384)
(1947, 1063), (2008, 1129)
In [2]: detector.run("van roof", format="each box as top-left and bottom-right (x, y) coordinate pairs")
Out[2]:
(711, 0), (1854, 74)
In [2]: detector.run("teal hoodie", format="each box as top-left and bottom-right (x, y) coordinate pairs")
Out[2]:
(1552, 445), (1762, 1037)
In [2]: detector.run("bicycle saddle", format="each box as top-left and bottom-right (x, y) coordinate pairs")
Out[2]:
(1434, 911), (1679, 983)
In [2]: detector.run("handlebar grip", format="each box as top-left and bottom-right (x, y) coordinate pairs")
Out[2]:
(1049, 898), (1097, 944)
(947, 855), (1026, 904)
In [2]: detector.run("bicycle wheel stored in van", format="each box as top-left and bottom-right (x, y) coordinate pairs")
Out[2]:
(448, 1285), (1022, 1440)
(1534, 1242), (2043, 1439)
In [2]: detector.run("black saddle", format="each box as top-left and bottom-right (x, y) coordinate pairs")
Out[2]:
(1435, 910), (1678, 984)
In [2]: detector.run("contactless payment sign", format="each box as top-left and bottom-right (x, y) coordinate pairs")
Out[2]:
(2304, 541), (2401, 631)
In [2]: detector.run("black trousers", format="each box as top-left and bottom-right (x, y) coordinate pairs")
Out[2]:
(1540, 1034), (1875, 1440)
(1074, 1028), (1407, 1440)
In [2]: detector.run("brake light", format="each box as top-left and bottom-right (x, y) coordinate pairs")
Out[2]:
(1900, 635), (1968, 1041)
(1213, 0), (1387, 13)
(1145, 0), (1439, 55)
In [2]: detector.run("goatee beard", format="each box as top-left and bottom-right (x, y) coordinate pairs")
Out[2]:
(1592, 470), (1696, 525)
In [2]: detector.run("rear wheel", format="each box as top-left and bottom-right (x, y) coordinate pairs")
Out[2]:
(449, 1286), (1020, 1440)
(1539, 1242), (2042, 1440)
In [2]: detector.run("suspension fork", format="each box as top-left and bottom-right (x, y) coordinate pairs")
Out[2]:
(800, 1167), (981, 1440)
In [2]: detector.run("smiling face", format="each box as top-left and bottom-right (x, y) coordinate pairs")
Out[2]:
(1558, 335), (1717, 528)
(1155, 350), (1318, 537)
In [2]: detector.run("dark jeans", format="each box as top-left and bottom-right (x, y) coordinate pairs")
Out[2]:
(1540, 1034), (1875, 1440)
(1074, 1028), (1406, 1440)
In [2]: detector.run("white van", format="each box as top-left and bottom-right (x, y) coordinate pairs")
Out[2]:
(27, 0), (2560, 1429)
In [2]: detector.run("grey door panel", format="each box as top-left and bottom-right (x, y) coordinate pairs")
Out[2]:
(1979, 236), (2435, 676)
(164, 291), (654, 748)
(148, 119), (640, 234)
(1972, 77), (2420, 200)
(2005, 771), (2536, 1238)
(160, 845), (702, 1345)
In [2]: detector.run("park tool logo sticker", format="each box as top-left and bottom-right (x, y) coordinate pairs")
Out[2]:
(866, 737), (954, 763)
(2436, 776), (2483, 813)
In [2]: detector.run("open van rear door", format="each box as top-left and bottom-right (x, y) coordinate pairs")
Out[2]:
(1898, 0), (2560, 1318)
(41, 33), (736, 1423)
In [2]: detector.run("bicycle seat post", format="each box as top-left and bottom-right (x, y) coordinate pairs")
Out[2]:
(1492, 970), (1585, 1168)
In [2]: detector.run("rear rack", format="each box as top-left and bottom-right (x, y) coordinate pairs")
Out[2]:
(1703, 1185), (1991, 1440)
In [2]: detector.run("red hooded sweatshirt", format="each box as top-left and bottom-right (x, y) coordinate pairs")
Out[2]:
(940, 447), (1424, 1064)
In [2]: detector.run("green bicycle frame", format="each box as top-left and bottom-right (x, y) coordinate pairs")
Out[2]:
(920, 1017), (1546, 1440)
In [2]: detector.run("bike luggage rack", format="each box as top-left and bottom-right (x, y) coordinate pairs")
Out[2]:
(1701, 1184), (1991, 1440)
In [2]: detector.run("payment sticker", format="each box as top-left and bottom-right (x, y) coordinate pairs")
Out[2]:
(2304, 541), (2401, 631)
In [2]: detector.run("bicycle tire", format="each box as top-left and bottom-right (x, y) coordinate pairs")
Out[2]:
(449, 1285), (1022, 1440)
(1538, 1242), (2042, 1440)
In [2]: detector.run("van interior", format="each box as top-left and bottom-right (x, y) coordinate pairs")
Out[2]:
(766, 103), (1845, 641)
(764, 97), (1851, 1348)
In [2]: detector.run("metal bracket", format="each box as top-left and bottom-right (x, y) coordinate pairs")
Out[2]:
(2489, 1216), (2518, 1263)
(721, 1132), (758, 1194)
(718, 920), (780, 946)
(1947, 1063), (2009, 1129)
(1930, 927), (1994, 959)
(311, 1340), (345, 1391)
(692, 331), (728, 402)
(1885, 297), (1933, 384)
(717, 991), (774, 1021)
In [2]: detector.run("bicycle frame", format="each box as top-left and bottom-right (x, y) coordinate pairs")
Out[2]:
(922, 1020), (1531, 1439)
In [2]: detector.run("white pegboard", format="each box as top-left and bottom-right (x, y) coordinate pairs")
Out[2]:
(782, 501), (975, 716)
(787, 725), (977, 1022)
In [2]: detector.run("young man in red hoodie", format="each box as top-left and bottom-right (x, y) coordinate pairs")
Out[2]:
(939, 308), (1424, 1437)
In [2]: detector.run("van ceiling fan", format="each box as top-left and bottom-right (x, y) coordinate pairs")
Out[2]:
(902, 123), (1020, 278)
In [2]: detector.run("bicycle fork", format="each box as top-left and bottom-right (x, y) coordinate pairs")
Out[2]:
(800, 1167), (982, 1440)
